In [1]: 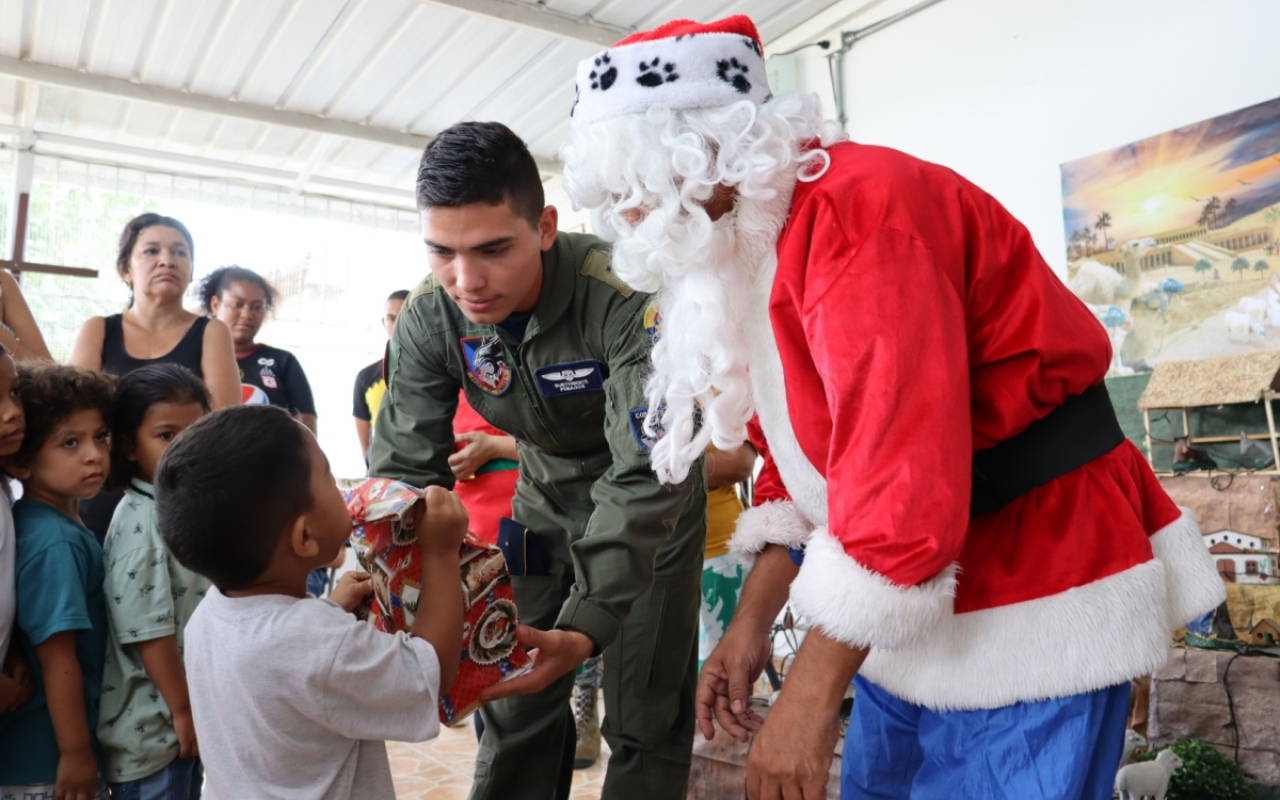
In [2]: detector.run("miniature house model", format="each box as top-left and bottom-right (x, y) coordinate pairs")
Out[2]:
(1203, 529), (1278, 583)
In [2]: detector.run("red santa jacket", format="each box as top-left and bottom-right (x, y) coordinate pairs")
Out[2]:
(733, 141), (1223, 711)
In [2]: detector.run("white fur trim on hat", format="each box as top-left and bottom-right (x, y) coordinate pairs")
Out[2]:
(789, 526), (959, 651)
(729, 500), (813, 557)
(571, 32), (772, 128)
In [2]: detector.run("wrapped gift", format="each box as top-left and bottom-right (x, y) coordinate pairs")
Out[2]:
(341, 477), (533, 726)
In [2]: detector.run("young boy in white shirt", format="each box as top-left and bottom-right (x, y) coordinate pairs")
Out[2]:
(154, 405), (466, 800)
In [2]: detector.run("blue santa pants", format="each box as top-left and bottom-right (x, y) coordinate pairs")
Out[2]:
(841, 676), (1130, 800)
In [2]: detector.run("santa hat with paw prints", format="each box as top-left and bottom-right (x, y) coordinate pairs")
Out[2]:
(570, 16), (773, 127)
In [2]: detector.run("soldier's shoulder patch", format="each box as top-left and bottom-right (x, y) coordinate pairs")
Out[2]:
(581, 248), (634, 297)
(642, 299), (662, 342)
(407, 274), (439, 304)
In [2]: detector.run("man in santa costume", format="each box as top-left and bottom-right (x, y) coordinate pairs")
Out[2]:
(560, 15), (1225, 800)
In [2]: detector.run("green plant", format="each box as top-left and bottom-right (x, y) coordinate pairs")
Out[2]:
(1134, 739), (1250, 799)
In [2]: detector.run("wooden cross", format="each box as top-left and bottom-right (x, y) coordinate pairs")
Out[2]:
(2, 192), (98, 280)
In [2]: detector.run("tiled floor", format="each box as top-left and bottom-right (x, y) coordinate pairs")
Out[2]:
(387, 719), (610, 800)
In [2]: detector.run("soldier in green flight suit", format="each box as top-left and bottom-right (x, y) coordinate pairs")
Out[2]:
(369, 122), (707, 800)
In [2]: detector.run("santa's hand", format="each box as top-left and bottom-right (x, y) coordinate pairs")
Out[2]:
(696, 622), (769, 742)
(746, 685), (839, 800)
(479, 626), (594, 701)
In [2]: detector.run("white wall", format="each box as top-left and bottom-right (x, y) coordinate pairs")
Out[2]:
(770, 0), (1280, 274)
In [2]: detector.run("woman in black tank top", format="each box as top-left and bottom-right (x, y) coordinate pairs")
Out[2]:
(69, 213), (240, 539)
(100, 313), (209, 377)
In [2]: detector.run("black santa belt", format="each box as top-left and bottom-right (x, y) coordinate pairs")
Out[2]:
(970, 382), (1124, 518)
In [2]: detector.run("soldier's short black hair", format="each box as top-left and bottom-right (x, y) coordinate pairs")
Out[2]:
(415, 121), (545, 229)
(156, 405), (313, 591)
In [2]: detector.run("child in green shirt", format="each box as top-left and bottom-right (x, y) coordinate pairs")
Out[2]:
(97, 365), (211, 798)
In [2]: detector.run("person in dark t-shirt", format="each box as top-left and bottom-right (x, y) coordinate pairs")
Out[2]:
(200, 266), (317, 433)
(353, 290), (407, 464)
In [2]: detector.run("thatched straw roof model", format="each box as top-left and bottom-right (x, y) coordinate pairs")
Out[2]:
(1138, 353), (1280, 410)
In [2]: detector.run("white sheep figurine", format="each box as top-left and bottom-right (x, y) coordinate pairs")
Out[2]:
(1238, 296), (1268, 321)
(1225, 310), (1268, 341)
(1119, 729), (1147, 771)
(1115, 749), (1183, 800)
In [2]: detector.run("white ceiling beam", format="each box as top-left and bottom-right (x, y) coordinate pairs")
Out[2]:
(0, 55), (562, 174)
(412, 0), (627, 48)
(0, 123), (416, 207)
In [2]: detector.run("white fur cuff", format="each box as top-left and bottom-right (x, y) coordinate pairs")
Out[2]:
(1150, 507), (1226, 629)
(728, 500), (812, 557)
(790, 527), (958, 651)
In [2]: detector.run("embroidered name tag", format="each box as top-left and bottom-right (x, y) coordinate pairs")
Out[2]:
(534, 361), (604, 397)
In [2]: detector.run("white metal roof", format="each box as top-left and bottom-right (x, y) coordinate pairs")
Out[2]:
(0, 0), (845, 213)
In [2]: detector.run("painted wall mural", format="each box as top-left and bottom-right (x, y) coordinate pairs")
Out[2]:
(1061, 96), (1280, 375)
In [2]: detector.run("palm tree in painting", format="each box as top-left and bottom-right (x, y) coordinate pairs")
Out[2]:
(1256, 260), (1271, 275)
(1200, 196), (1222, 229)
(1194, 258), (1213, 282)
(1232, 256), (1250, 279)
(1224, 198), (1238, 226)
(1264, 205), (1280, 248)
(1095, 212), (1113, 251)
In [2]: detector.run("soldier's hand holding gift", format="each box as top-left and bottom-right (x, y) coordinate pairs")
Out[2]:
(479, 625), (595, 701)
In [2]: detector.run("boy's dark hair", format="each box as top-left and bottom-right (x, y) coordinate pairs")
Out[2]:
(387, 289), (410, 303)
(12, 364), (115, 465)
(197, 265), (277, 315)
(117, 213), (194, 280)
(106, 365), (212, 491)
(415, 121), (545, 229)
(156, 405), (313, 591)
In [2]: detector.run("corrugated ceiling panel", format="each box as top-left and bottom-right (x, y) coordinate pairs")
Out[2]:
(132, 1), (226, 85)
(282, 0), (417, 116)
(322, 6), (472, 123)
(473, 46), (584, 137)
(186, 0), (294, 98)
(0, 0), (25, 57)
(1, 0), (846, 212)
(30, 0), (91, 68)
(367, 15), (515, 133)
(230, 0), (349, 109)
(238, 126), (311, 163)
(422, 30), (559, 131)
(88, 0), (163, 78)
(202, 117), (262, 156)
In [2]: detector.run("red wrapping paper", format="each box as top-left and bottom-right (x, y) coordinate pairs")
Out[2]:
(342, 477), (533, 726)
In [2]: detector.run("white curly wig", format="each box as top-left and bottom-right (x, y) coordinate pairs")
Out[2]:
(561, 92), (845, 484)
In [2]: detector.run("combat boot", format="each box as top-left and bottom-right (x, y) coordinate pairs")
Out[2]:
(573, 684), (601, 769)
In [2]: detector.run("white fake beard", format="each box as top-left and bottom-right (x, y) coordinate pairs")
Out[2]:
(611, 178), (794, 485)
